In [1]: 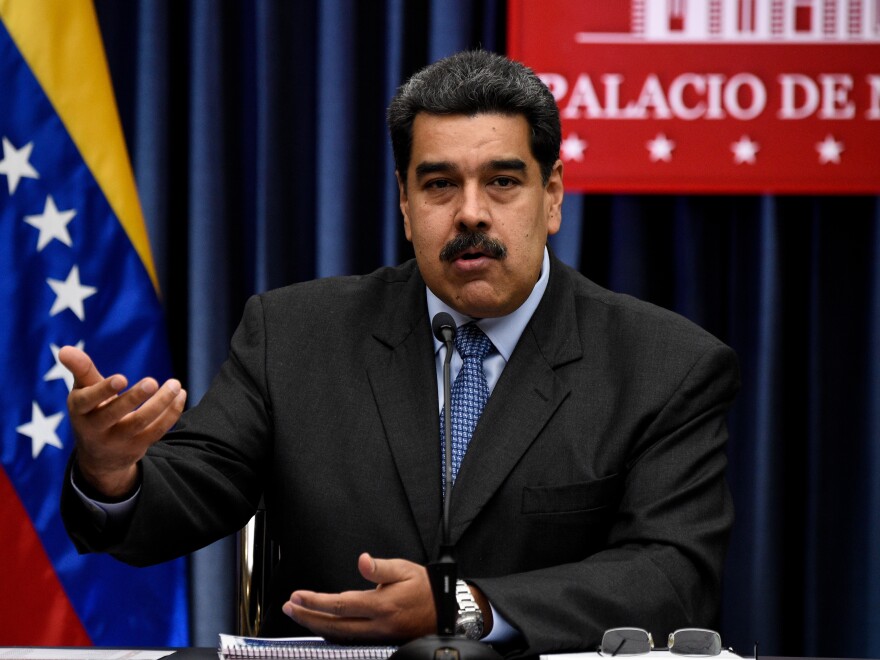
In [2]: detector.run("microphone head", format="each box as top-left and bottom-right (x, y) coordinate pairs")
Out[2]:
(431, 312), (456, 343)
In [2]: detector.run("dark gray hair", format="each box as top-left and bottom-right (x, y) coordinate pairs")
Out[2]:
(387, 50), (561, 187)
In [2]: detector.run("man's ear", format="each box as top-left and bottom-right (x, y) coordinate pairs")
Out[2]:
(546, 159), (564, 236)
(396, 170), (413, 241)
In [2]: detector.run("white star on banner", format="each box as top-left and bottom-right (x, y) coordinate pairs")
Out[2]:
(0, 136), (40, 194)
(560, 133), (588, 161)
(646, 133), (675, 162)
(45, 341), (83, 391)
(731, 135), (759, 165)
(24, 195), (76, 251)
(816, 134), (844, 164)
(47, 265), (97, 321)
(16, 401), (64, 459)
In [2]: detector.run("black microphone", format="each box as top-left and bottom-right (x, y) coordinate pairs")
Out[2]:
(430, 312), (457, 635)
(432, 312), (456, 345)
(389, 314), (500, 660)
(431, 311), (456, 548)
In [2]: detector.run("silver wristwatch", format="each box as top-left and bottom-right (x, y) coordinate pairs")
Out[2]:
(454, 579), (484, 640)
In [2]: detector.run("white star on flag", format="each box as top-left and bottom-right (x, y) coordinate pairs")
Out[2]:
(560, 133), (588, 162)
(0, 136), (40, 194)
(816, 134), (844, 164)
(45, 341), (84, 391)
(47, 265), (98, 321)
(646, 133), (675, 162)
(24, 195), (76, 251)
(16, 401), (65, 459)
(731, 136), (759, 165)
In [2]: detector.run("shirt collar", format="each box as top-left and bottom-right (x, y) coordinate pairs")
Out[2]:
(426, 246), (551, 361)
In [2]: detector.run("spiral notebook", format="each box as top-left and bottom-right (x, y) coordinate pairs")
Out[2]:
(218, 634), (397, 660)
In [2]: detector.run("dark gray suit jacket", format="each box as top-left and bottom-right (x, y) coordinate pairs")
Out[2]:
(62, 254), (739, 657)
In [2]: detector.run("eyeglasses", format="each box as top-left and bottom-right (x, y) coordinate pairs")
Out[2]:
(598, 628), (723, 657)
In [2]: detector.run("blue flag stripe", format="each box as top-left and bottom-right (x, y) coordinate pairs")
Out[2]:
(0, 15), (188, 646)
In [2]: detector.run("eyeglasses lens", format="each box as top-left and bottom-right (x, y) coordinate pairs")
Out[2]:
(602, 629), (652, 655)
(670, 630), (722, 656)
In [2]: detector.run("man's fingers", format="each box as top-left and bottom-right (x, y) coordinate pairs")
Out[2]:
(113, 379), (183, 436)
(58, 345), (105, 388)
(358, 553), (413, 586)
(283, 598), (378, 643)
(67, 374), (128, 416)
(61, 347), (184, 437)
(135, 387), (187, 440)
(69, 376), (155, 425)
(69, 377), (182, 439)
(358, 553), (379, 582)
(288, 590), (376, 619)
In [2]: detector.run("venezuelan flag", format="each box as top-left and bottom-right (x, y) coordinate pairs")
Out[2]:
(0, 0), (189, 646)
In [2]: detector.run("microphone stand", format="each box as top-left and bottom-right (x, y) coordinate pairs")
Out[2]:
(390, 316), (501, 660)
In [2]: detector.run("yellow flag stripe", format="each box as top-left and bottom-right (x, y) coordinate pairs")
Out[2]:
(0, 0), (160, 294)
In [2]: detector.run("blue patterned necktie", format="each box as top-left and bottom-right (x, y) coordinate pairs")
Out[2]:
(440, 322), (493, 491)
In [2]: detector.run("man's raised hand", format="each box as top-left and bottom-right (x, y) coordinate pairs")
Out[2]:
(58, 345), (187, 499)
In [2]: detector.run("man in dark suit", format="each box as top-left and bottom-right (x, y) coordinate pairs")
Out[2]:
(60, 50), (739, 656)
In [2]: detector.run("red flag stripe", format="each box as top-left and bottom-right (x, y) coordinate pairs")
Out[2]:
(0, 467), (91, 645)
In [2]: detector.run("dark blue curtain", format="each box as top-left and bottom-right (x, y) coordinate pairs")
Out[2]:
(94, 1), (880, 655)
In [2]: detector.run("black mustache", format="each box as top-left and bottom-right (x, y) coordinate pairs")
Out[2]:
(439, 232), (507, 262)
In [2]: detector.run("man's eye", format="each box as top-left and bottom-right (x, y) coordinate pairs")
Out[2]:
(426, 179), (453, 190)
(493, 177), (517, 188)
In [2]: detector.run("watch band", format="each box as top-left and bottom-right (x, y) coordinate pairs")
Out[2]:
(455, 579), (484, 640)
(456, 580), (479, 613)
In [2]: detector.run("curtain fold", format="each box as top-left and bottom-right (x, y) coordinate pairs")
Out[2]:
(93, 0), (880, 654)
(868, 210), (880, 655)
(317, 0), (355, 278)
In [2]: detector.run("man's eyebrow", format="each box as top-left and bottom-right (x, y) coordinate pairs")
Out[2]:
(414, 161), (458, 179)
(486, 158), (527, 173)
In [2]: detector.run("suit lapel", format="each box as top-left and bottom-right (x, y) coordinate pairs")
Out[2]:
(365, 267), (443, 557)
(448, 256), (583, 544)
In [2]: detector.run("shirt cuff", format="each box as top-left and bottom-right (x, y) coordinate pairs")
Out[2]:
(483, 602), (519, 643)
(70, 469), (140, 527)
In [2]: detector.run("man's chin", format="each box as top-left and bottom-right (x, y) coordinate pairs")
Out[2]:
(447, 288), (515, 319)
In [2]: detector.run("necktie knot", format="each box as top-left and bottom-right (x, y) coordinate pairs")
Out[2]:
(455, 323), (492, 360)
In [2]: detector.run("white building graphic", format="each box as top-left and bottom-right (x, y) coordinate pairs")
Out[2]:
(577, 0), (880, 42)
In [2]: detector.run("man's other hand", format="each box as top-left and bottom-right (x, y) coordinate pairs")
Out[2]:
(283, 553), (436, 644)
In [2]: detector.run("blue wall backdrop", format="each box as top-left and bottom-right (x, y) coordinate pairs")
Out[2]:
(93, 1), (880, 655)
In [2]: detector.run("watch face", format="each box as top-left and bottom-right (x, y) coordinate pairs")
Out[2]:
(455, 612), (484, 640)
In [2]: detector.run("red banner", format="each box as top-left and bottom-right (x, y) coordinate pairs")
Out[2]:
(508, 0), (880, 193)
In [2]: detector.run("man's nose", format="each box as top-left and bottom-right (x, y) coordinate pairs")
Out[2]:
(454, 182), (491, 232)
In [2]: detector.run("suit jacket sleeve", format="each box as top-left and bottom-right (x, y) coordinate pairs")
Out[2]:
(61, 292), (273, 564)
